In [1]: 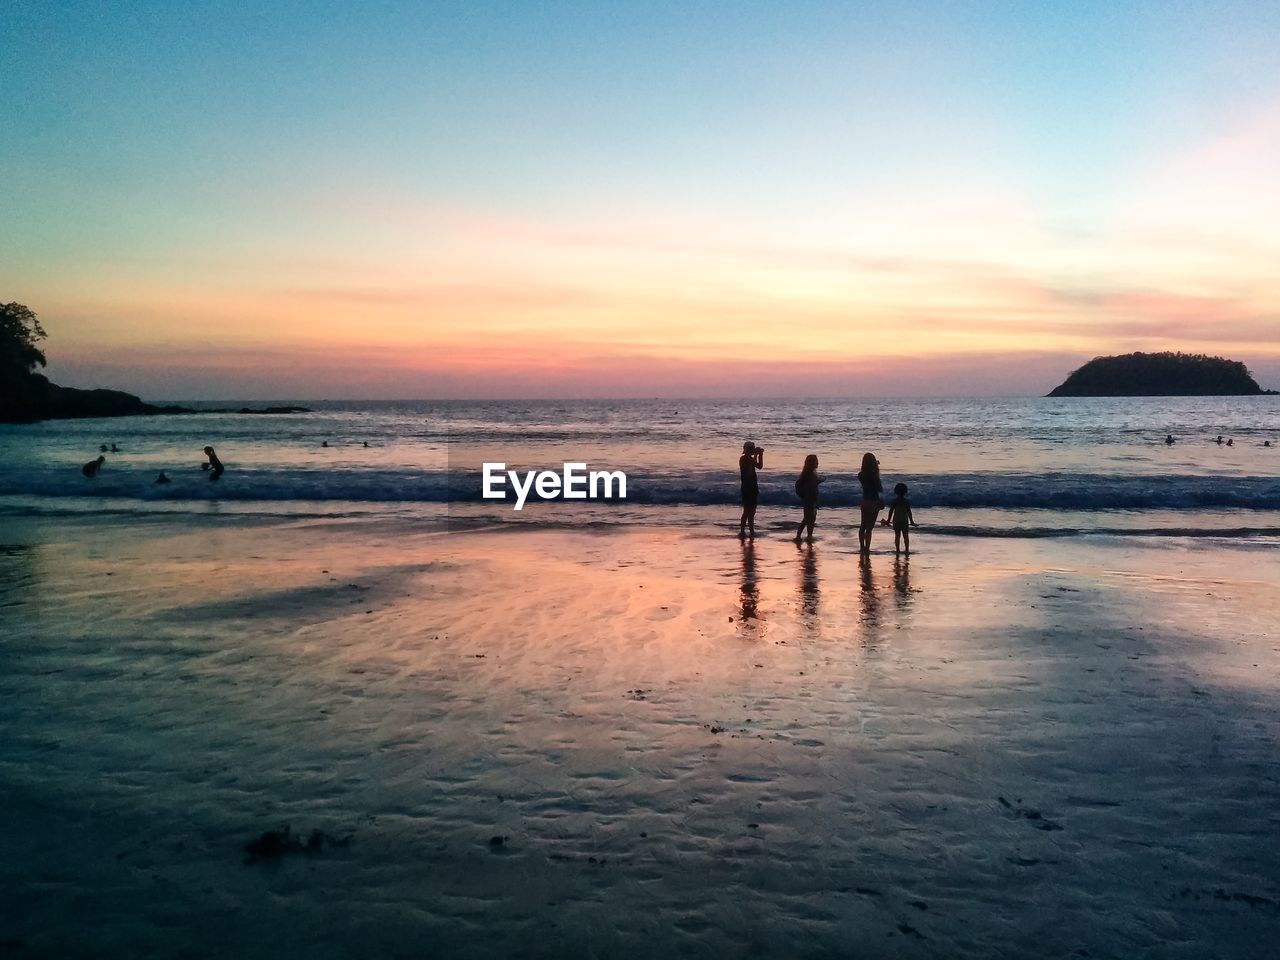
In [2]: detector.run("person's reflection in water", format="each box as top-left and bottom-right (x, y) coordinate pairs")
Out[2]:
(0, 543), (37, 600)
(892, 554), (913, 612)
(858, 552), (880, 629)
(739, 540), (760, 624)
(798, 542), (820, 620)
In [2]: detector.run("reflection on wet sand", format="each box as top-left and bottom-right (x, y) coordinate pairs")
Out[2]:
(797, 542), (820, 619)
(893, 554), (913, 612)
(738, 540), (759, 624)
(858, 551), (880, 634)
(0, 543), (39, 601)
(729, 543), (913, 642)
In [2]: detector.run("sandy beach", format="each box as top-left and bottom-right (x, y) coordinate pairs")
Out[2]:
(2, 514), (1278, 958)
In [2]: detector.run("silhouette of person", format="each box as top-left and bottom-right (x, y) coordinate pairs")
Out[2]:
(794, 454), (823, 542)
(203, 446), (224, 481)
(99, 444), (108, 453)
(1266, 441), (1273, 448)
(363, 441), (369, 448)
(82, 455), (105, 478)
(155, 471), (171, 484)
(857, 452), (884, 552)
(1216, 435), (1224, 445)
(1226, 438), (1233, 447)
(322, 440), (329, 448)
(110, 443), (119, 452)
(739, 441), (764, 538)
(885, 482), (918, 554)
(1165, 434), (1175, 445)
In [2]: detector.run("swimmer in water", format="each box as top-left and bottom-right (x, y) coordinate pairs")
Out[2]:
(156, 471), (171, 484)
(203, 446), (224, 481)
(82, 455), (105, 478)
(1227, 438), (1234, 447)
(1165, 434), (1175, 445)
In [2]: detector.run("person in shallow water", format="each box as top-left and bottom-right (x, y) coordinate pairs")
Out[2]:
(81, 455), (105, 478)
(202, 446), (224, 481)
(738, 441), (764, 538)
(793, 454), (823, 542)
(857, 452), (884, 552)
(1165, 434), (1176, 445)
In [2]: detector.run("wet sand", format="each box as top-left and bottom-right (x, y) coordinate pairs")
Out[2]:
(1, 515), (1278, 958)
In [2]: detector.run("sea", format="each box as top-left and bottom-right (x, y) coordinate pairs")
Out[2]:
(2, 396), (1279, 539)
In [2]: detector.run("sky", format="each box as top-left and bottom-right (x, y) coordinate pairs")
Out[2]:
(2, 0), (1278, 398)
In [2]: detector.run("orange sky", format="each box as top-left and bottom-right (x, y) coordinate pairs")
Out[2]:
(4, 3), (1279, 397)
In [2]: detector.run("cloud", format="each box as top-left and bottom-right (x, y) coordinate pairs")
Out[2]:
(18, 96), (1280, 401)
(1106, 97), (1280, 280)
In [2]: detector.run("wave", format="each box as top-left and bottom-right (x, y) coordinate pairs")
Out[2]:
(2, 467), (1280, 511)
(5, 504), (1276, 543)
(921, 524), (1280, 539)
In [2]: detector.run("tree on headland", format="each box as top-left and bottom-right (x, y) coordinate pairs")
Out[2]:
(0, 300), (162, 422)
(1, 302), (51, 419)
(0, 301), (306, 422)
(1, 301), (47, 378)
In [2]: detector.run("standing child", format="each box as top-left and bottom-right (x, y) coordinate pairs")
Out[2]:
(885, 482), (918, 554)
(794, 454), (823, 542)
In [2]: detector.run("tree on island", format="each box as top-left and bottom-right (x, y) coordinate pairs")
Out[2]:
(1048, 351), (1274, 397)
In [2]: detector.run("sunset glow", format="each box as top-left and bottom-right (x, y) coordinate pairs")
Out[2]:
(3, 1), (1278, 397)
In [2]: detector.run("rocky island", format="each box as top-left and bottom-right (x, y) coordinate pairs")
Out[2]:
(1048, 352), (1276, 397)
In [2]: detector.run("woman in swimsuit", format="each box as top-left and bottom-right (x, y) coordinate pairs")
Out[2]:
(857, 452), (883, 552)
